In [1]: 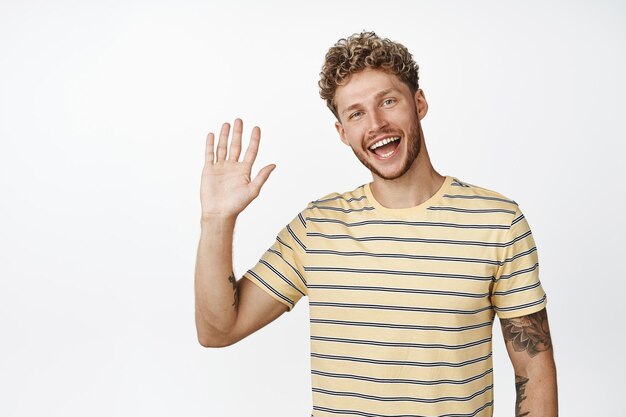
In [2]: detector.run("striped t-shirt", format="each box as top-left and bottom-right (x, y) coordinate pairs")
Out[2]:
(243, 176), (547, 417)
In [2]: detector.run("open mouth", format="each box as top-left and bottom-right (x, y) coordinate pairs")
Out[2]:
(369, 136), (401, 159)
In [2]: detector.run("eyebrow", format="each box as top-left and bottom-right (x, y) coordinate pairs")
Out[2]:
(341, 88), (398, 116)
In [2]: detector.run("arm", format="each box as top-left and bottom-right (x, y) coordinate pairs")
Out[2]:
(499, 308), (558, 417)
(195, 119), (285, 347)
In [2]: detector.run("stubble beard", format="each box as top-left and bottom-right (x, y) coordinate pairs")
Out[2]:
(351, 118), (422, 181)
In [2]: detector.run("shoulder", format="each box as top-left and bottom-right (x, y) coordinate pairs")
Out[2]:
(448, 177), (517, 204)
(301, 184), (372, 220)
(444, 177), (523, 223)
(447, 177), (519, 208)
(284, 185), (371, 238)
(307, 184), (369, 209)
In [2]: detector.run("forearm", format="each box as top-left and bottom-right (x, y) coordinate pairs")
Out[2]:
(195, 119), (275, 346)
(194, 215), (239, 346)
(514, 353), (558, 417)
(501, 308), (558, 417)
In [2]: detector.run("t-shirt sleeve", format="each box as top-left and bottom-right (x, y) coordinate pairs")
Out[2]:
(491, 206), (547, 319)
(242, 210), (308, 311)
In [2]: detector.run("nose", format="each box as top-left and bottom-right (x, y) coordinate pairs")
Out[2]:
(368, 108), (388, 134)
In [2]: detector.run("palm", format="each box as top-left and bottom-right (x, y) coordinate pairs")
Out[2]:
(200, 119), (275, 218)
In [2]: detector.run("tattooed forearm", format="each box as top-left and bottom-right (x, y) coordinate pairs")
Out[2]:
(501, 308), (552, 357)
(515, 374), (530, 417)
(227, 272), (239, 309)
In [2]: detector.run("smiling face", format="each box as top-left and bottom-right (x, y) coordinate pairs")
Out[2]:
(334, 68), (428, 181)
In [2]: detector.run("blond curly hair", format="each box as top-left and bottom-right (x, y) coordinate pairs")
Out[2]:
(319, 31), (420, 119)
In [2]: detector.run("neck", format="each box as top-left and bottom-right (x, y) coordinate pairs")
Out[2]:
(369, 138), (445, 209)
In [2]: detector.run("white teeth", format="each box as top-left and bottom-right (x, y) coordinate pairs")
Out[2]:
(370, 136), (400, 150)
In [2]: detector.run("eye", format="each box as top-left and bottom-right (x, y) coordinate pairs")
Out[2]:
(382, 98), (396, 106)
(349, 111), (363, 120)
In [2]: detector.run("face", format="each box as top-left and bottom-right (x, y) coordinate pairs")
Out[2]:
(334, 68), (428, 181)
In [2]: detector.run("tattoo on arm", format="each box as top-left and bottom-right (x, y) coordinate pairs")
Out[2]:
(228, 272), (239, 309)
(501, 308), (552, 357)
(515, 374), (530, 417)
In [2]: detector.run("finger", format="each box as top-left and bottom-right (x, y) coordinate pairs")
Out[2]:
(228, 118), (243, 161)
(250, 164), (276, 195)
(215, 122), (230, 162)
(204, 132), (215, 164)
(242, 126), (261, 165)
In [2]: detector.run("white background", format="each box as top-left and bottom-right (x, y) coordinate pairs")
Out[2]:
(1, 0), (624, 416)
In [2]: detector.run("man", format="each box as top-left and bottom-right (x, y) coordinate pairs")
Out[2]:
(195, 31), (558, 417)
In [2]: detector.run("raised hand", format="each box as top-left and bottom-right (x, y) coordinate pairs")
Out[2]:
(200, 118), (276, 219)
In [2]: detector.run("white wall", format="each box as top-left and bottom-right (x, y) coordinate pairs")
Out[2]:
(1, 0), (624, 416)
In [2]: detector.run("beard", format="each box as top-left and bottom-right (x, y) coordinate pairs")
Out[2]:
(350, 118), (422, 180)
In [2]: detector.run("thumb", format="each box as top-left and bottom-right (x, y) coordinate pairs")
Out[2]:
(250, 164), (276, 194)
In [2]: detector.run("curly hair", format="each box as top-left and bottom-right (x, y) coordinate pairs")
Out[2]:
(319, 31), (420, 120)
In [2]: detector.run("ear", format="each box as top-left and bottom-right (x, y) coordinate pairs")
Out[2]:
(414, 89), (428, 120)
(335, 121), (350, 146)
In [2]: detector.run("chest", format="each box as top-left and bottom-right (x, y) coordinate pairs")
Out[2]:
(303, 217), (503, 317)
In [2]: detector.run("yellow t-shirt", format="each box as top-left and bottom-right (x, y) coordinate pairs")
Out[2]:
(243, 176), (547, 417)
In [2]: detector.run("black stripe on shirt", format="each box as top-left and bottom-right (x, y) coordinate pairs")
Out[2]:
(427, 206), (516, 215)
(312, 384), (492, 404)
(310, 318), (493, 332)
(311, 352), (492, 368)
(309, 205), (376, 213)
(266, 248), (307, 286)
(492, 281), (541, 296)
(496, 263), (539, 281)
(298, 212), (307, 228)
(304, 266), (493, 282)
(259, 260), (305, 296)
(314, 195), (368, 204)
(309, 301), (494, 315)
(287, 224), (306, 250)
(311, 368), (493, 386)
(307, 284), (488, 299)
(307, 231), (531, 248)
(451, 179), (471, 187)
(511, 214), (525, 226)
(312, 400), (493, 417)
(275, 235), (293, 251)
(306, 248), (502, 266)
(442, 194), (517, 205)
(503, 247), (537, 264)
(494, 295), (546, 313)
(246, 270), (294, 307)
(310, 335), (491, 350)
(305, 217), (510, 230)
